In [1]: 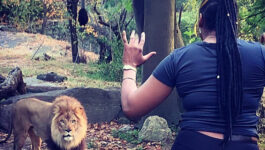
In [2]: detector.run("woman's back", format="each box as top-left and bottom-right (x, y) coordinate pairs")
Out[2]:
(153, 39), (265, 137)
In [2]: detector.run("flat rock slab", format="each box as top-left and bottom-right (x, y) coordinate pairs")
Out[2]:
(3, 87), (122, 123)
(23, 77), (60, 87)
(0, 32), (30, 48)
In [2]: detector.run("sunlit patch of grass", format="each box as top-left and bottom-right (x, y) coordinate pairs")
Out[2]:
(0, 51), (121, 88)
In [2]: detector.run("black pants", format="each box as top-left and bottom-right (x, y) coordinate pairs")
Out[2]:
(171, 130), (259, 150)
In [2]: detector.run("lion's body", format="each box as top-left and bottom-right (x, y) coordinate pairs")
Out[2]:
(12, 96), (87, 150)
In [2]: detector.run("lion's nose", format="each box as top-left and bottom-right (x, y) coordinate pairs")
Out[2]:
(65, 129), (71, 132)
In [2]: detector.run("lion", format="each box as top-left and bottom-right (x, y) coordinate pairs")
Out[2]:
(12, 95), (87, 150)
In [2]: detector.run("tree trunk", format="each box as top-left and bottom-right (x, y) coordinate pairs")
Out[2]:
(97, 39), (112, 64)
(98, 39), (106, 63)
(174, 5), (184, 49)
(69, 19), (80, 63)
(41, 0), (48, 34)
(142, 0), (175, 82)
(132, 0), (183, 126)
(67, 0), (80, 63)
(133, 0), (144, 35)
(174, 24), (184, 49)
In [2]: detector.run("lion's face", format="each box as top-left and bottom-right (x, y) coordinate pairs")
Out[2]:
(50, 96), (87, 149)
(56, 111), (80, 142)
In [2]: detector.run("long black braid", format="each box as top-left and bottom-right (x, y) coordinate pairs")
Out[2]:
(199, 0), (243, 145)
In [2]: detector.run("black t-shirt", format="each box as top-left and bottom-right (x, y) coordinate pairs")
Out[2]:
(153, 39), (265, 137)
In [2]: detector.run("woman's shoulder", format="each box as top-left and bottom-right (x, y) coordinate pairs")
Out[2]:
(237, 39), (265, 61)
(172, 42), (204, 54)
(170, 41), (213, 58)
(237, 39), (263, 50)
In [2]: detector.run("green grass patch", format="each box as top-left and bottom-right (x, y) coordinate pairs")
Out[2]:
(87, 141), (97, 149)
(111, 129), (142, 144)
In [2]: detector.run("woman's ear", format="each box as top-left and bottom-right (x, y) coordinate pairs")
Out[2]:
(198, 13), (203, 28)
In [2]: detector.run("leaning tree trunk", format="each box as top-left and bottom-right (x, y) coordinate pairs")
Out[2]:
(67, 0), (80, 63)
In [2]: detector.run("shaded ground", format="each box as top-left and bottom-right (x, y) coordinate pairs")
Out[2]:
(0, 121), (166, 150)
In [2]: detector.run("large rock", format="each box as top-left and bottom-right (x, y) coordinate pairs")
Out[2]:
(1, 87), (121, 123)
(138, 115), (173, 143)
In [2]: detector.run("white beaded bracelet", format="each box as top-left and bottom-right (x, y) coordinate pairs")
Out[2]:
(123, 65), (137, 72)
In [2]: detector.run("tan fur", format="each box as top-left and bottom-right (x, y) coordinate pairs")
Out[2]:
(12, 96), (87, 150)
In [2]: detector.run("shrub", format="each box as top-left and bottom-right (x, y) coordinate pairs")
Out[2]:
(3, 0), (43, 32)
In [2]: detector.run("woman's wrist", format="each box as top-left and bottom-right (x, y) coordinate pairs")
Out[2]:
(123, 69), (137, 81)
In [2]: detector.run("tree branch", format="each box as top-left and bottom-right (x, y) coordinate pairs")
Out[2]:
(245, 9), (265, 19)
(93, 3), (110, 27)
(125, 16), (134, 29)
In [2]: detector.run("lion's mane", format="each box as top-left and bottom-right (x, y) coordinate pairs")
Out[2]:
(12, 96), (87, 150)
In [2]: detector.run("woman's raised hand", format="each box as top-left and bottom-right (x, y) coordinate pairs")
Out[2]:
(122, 30), (156, 67)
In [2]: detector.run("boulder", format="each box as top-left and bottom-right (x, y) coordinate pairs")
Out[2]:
(1, 87), (121, 123)
(138, 115), (173, 143)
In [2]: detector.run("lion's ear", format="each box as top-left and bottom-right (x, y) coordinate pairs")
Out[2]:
(53, 105), (60, 114)
(75, 107), (85, 115)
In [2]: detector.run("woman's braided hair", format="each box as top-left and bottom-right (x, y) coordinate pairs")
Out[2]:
(199, 0), (243, 144)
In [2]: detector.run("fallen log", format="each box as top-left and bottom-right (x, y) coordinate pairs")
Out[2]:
(0, 67), (26, 100)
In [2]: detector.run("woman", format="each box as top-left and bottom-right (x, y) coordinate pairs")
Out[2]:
(121, 0), (265, 149)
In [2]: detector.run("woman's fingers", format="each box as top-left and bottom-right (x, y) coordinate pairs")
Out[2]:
(139, 32), (145, 49)
(134, 34), (139, 45)
(143, 51), (156, 61)
(122, 31), (128, 45)
(129, 30), (136, 44)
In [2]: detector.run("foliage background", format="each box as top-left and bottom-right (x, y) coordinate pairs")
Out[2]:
(0, 0), (264, 81)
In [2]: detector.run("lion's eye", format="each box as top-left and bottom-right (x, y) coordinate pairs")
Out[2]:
(60, 120), (65, 125)
(71, 120), (76, 123)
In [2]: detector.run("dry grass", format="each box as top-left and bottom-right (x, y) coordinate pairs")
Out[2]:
(0, 32), (120, 89)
